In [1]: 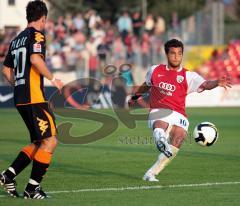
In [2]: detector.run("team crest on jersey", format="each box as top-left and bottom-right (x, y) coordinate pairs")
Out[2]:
(176, 75), (184, 83)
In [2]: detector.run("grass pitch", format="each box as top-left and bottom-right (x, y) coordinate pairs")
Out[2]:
(0, 108), (240, 206)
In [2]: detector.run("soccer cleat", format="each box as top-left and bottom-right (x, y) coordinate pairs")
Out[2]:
(155, 137), (173, 158)
(0, 172), (19, 197)
(23, 185), (47, 199)
(143, 174), (159, 182)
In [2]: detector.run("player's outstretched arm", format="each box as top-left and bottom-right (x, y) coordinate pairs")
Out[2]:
(128, 82), (151, 107)
(200, 76), (232, 91)
(2, 66), (15, 86)
(30, 54), (63, 92)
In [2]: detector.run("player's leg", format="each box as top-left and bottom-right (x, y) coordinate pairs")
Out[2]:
(0, 143), (39, 197)
(143, 120), (171, 181)
(23, 103), (57, 199)
(0, 105), (41, 197)
(2, 143), (39, 179)
(24, 136), (58, 199)
(143, 124), (187, 181)
(169, 126), (187, 149)
(153, 126), (187, 175)
(153, 120), (173, 157)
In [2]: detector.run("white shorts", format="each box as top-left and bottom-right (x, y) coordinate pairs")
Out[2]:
(148, 108), (189, 131)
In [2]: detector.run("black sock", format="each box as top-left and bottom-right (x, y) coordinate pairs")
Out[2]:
(26, 160), (49, 191)
(5, 151), (31, 180)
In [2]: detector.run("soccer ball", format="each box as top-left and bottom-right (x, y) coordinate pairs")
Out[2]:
(193, 122), (218, 146)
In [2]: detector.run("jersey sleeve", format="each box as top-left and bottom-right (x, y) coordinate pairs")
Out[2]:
(186, 71), (206, 94)
(29, 31), (46, 57)
(145, 65), (158, 86)
(3, 45), (14, 68)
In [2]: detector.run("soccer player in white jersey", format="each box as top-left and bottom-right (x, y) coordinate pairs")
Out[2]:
(128, 39), (231, 182)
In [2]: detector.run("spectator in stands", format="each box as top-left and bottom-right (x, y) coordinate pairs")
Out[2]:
(64, 13), (73, 33)
(73, 13), (85, 31)
(0, 9), (171, 86)
(112, 36), (126, 66)
(55, 16), (67, 43)
(154, 16), (166, 35)
(144, 14), (155, 34)
(75, 52), (86, 79)
(141, 32), (151, 70)
(73, 31), (86, 52)
(86, 37), (98, 78)
(97, 37), (110, 75)
(124, 31), (134, 63)
(91, 23), (106, 47)
(65, 47), (77, 71)
(150, 34), (163, 65)
(171, 11), (180, 33)
(117, 11), (133, 42)
(86, 9), (102, 33)
(105, 27), (115, 47)
(51, 52), (64, 72)
(132, 11), (143, 40)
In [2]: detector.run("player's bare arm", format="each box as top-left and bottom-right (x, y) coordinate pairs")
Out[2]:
(2, 66), (15, 86)
(134, 81), (151, 95)
(128, 82), (151, 107)
(30, 54), (63, 91)
(200, 76), (232, 91)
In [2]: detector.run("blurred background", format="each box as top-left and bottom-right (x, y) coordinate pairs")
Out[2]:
(0, 0), (240, 108)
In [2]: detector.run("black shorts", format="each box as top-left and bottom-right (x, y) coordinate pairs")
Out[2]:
(16, 102), (57, 142)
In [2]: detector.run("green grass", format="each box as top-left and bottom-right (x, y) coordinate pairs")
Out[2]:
(0, 108), (240, 205)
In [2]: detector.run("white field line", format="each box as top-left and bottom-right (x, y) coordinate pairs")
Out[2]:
(0, 181), (240, 198)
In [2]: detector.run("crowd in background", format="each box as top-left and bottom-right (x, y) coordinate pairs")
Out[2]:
(0, 9), (167, 84)
(1, 8), (240, 85)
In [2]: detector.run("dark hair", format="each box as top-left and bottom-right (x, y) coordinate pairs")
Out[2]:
(164, 39), (184, 54)
(26, 0), (48, 23)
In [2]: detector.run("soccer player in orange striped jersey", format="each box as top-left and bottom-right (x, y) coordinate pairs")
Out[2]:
(0, 0), (63, 199)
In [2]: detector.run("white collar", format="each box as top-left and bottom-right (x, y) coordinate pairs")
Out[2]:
(166, 64), (183, 72)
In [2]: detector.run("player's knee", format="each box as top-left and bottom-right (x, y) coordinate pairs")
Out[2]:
(41, 136), (58, 151)
(153, 121), (168, 131)
(48, 136), (58, 149)
(171, 137), (184, 148)
(170, 129), (187, 148)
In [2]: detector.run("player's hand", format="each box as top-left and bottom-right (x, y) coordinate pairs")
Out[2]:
(128, 94), (141, 108)
(51, 77), (64, 93)
(218, 76), (232, 90)
(128, 98), (135, 108)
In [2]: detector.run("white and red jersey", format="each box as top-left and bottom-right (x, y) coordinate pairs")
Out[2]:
(146, 64), (205, 117)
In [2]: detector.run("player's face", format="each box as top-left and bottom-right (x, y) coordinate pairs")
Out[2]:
(166, 47), (183, 68)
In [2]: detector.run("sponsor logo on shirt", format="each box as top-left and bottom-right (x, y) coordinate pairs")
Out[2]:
(33, 43), (42, 53)
(159, 82), (176, 92)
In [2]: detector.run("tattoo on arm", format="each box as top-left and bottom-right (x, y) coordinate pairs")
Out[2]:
(135, 82), (151, 95)
(201, 80), (218, 90)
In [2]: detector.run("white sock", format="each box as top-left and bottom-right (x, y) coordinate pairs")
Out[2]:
(146, 145), (179, 176)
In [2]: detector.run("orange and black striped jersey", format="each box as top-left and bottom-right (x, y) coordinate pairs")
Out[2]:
(3, 27), (46, 106)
